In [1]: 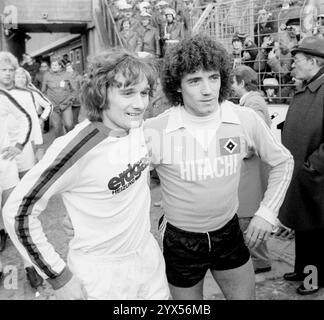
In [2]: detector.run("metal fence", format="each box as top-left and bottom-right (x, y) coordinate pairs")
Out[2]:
(192, 0), (324, 104)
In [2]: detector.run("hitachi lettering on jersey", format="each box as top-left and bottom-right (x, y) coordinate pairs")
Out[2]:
(179, 154), (239, 181)
(108, 156), (150, 194)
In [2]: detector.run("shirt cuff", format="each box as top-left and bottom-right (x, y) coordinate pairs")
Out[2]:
(46, 266), (73, 290)
(254, 204), (278, 227)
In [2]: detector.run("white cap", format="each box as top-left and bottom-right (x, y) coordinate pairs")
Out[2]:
(138, 1), (151, 11)
(157, 0), (168, 6)
(119, 3), (132, 10)
(164, 7), (176, 18)
(263, 78), (279, 88)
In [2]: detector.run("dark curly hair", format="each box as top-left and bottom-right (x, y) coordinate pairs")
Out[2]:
(161, 35), (232, 106)
(81, 48), (157, 122)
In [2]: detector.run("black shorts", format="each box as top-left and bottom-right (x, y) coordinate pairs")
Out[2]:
(162, 214), (250, 288)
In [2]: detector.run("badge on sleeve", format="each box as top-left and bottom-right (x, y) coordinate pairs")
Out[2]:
(219, 137), (241, 156)
(60, 80), (65, 88)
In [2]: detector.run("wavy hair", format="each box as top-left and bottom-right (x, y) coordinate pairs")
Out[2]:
(0, 51), (19, 69)
(161, 35), (232, 106)
(81, 49), (157, 122)
(15, 67), (32, 87)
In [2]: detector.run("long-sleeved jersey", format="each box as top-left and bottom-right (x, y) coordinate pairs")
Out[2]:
(0, 87), (32, 150)
(144, 100), (294, 232)
(3, 120), (151, 289)
(7, 87), (43, 145)
(27, 84), (53, 121)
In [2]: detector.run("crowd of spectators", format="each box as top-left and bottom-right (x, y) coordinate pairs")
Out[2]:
(108, 0), (198, 59)
(230, 0), (324, 104)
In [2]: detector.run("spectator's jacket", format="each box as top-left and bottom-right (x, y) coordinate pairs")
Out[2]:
(239, 91), (271, 126)
(267, 51), (292, 84)
(151, 11), (165, 37)
(42, 70), (74, 108)
(137, 25), (161, 57)
(163, 21), (184, 42)
(22, 62), (40, 84)
(0, 87), (32, 151)
(69, 72), (84, 107)
(254, 22), (276, 47)
(238, 92), (271, 218)
(120, 30), (143, 53)
(279, 67), (324, 230)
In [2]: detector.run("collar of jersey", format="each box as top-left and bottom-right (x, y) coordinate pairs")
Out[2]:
(165, 101), (241, 134)
(91, 122), (129, 138)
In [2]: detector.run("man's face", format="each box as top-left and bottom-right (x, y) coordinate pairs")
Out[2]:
(40, 63), (49, 72)
(231, 76), (244, 97)
(259, 11), (268, 24)
(287, 24), (300, 37)
(180, 69), (221, 117)
(103, 73), (150, 131)
(144, 6), (151, 14)
(124, 10), (133, 19)
(141, 18), (150, 27)
(122, 20), (130, 31)
(51, 61), (61, 72)
(15, 73), (27, 88)
(0, 62), (15, 88)
(232, 40), (242, 51)
(166, 14), (173, 23)
(291, 53), (313, 81)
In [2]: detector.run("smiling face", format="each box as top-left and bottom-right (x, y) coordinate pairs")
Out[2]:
(102, 73), (150, 131)
(179, 69), (221, 117)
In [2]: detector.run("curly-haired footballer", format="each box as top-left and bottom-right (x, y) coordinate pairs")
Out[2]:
(144, 35), (294, 299)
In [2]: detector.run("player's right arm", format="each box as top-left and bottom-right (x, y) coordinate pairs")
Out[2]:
(2, 138), (86, 299)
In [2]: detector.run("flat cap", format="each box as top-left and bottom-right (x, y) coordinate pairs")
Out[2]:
(291, 36), (324, 58)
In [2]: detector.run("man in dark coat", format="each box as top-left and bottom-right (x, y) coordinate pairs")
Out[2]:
(279, 36), (324, 295)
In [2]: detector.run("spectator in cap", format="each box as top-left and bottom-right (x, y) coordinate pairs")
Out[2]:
(267, 42), (293, 86)
(241, 37), (258, 69)
(137, 12), (161, 58)
(231, 36), (243, 68)
(262, 77), (279, 103)
(151, 1), (168, 39)
(279, 17), (301, 50)
(254, 9), (276, 47)
(138, 1), (152, 14)
(315, 13), (324, 39)
(119, 18), (143, 53)
(162, 8), (184, 56)
(232, 65), (272, 275)
(176, 0), (192, 36)
(278, 36), (324, 295)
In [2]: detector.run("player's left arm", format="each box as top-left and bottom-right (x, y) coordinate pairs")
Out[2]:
(243, 110), (294, 248)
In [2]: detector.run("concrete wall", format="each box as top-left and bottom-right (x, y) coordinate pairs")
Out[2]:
(2, 0), (92, 24)
(26, 33), (71, 54)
